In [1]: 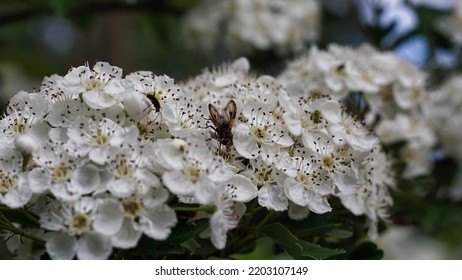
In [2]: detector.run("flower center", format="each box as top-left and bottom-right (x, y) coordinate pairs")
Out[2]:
(10, 118), (28, 134)
(255, 168), (272, 187)
(184, 165), (203, 183)
(321, 155), (336, 172)
(296, 173), (314, 190)
(0, 173), (17, 194)
(115, 159), (134, 179)
(52, 162), (71, 182)
(69, 213), (92, 235)
(94, 128), (109, 146)
(84, 77), (104, 91)
(122, 198), (143, 218)
(310, 110), (322, 124)
(250, 126), (268, 146)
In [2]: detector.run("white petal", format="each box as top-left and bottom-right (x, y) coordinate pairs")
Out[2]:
(162, 171), (195, 196)
(111, 218), (142, 249)
(320, 100), (342, 123)
(158, 139), (186, 170)
(288, 201), (310, 221)
(82, 90), (116, 109)
(283, 112), (303, 136)
(28, 168), (51, 193)
(194, 179), (219, 205)
(226, 174), (257, 202)
(283, 178), (310, 206)
(110, 125), (139, 147)
(139, 204), (177, 240)
(333, 167), (359, 195)
(338, 193), (364, 215)
(46, 232), (77, 260)
(71, 164), (101, 194)
(233, 128), (258, 159)
(76, 232), (113, 260)
(14, 134), (37, 155)
(135, 169), (161, 189)
(142, 187), (169, 208)
(93, 198), (124, 235)
(306, 196), (332, 214)
(1, 182), (32, 208)
(122, 90), (151, 121)
(107, 179), (136, 198)
(258, 184), (288, 211)
(89, 147), (117, 165)
(210, 211), (227, 249)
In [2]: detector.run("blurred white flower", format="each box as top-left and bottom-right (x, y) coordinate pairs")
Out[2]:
(182, 0), (320, 55)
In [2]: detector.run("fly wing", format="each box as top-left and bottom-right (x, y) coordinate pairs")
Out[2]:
(208, 103), (222, 129)
(223, 100), (237, 127)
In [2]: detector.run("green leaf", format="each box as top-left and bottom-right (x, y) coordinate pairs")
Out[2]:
(298, 240), (345, 260)
(296, 223), (343, 237)
(326, 225), (354, 239)
(128, 219), (209, 256)
(350, 242), (384, 260)
(259, 223), (345, 259)
(0, 207), (40, 228)
(165, 218), (209, 243)
(259, 223), (303, 257)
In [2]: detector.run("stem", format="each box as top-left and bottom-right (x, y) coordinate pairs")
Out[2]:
(0, 213), (45, 245)
(172, 205), (216, 213)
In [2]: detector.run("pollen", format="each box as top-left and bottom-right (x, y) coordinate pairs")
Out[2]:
(69, 213), (92, 235)
(250, 126), (269, 145)
(83, 77), (104, 91)
(94, 128), (109, 146)
(321, 155), (336, 172)
(122, 198), (143, 218)
(184, 165), (203, 183)
(9, 118), (28, 134)
(114, 159), (134, 179)
(52, 162), (71, 182)
(0, 173), (17, 194)
(255, 167), (272, 187)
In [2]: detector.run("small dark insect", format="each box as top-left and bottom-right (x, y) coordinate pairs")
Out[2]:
(144, 94), (161, 114)
(208, 100), (237, 149)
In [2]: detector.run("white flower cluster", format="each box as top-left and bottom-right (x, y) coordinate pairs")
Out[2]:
(425, 75), (462, 199)
(278, 44), (436, 178)
(436, 1), (462, 46)
(182, 0), (320, 54)
(0, 56), (393, 259)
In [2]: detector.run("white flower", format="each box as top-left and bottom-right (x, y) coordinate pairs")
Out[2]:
(234, 103), (293, 162)
(0, 95), (50, 147)
(28, 144), (90, 201)
(243, 157), (288, 211)
(160, 137), (234, 204)
(40, 197), (124, 259)
(325, 109), (379, 152)
(64, 62), (124, 109)
(302, 132), (359, 195)
(105, 145), (161, 198)
(182, 0), (320, 54)
(282, 156), (333, 214)
(112, 186), (177, 249)
(64, 117), (139, 164)
(0, 147), (32, 208)
(162, 97), (203, 138)
(209, 175), (256, 249)
(282, 97), (339, 140)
